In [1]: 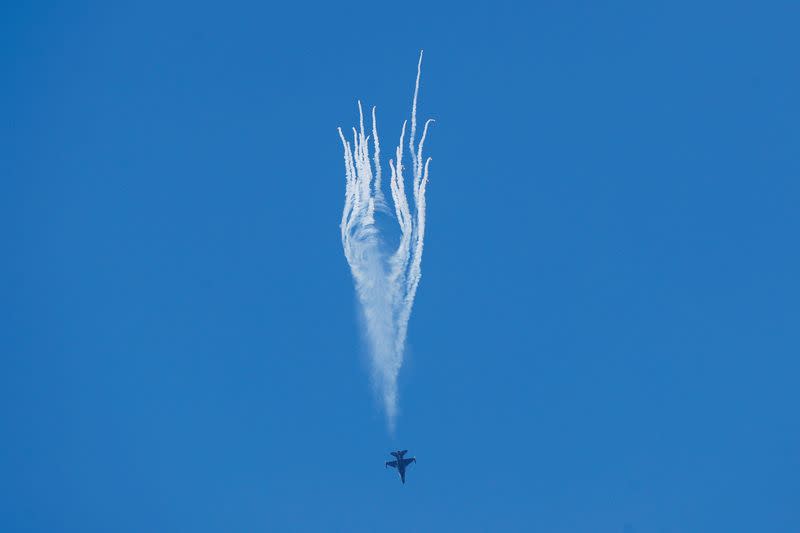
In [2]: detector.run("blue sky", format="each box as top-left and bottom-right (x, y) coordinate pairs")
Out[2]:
(3, 1), (799, 532)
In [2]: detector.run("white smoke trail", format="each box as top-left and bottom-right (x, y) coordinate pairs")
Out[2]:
(338, 51), (433, 433)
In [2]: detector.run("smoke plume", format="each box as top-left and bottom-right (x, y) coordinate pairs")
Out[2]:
(337, 51), (432, 433)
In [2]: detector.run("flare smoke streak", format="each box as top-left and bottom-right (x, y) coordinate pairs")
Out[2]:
(337, 52), (432, 433)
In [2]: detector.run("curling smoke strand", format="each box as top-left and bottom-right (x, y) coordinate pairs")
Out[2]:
(338, 52), (432, 433)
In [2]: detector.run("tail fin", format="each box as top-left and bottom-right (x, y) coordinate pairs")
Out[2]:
(391, 450), (408, 459)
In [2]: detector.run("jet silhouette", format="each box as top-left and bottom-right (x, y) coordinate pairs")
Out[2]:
(385, 450), (416, 484)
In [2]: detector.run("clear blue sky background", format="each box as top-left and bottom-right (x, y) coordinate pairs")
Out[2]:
(3, 2), (798, 532)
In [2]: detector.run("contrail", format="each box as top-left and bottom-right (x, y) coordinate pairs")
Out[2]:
(337, 51), (433, 433)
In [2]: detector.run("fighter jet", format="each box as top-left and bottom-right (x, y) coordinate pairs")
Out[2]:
(385, 450), (416, 484)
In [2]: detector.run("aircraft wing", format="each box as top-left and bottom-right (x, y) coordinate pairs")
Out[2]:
(401, 457), (416, 467)
(385, 460), (398, 469)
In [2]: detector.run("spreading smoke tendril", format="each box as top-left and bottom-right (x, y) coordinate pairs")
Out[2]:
(337, 51), (432, 433)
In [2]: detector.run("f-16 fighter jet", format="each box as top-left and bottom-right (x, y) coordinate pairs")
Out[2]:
(385, 450), (416, 484)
